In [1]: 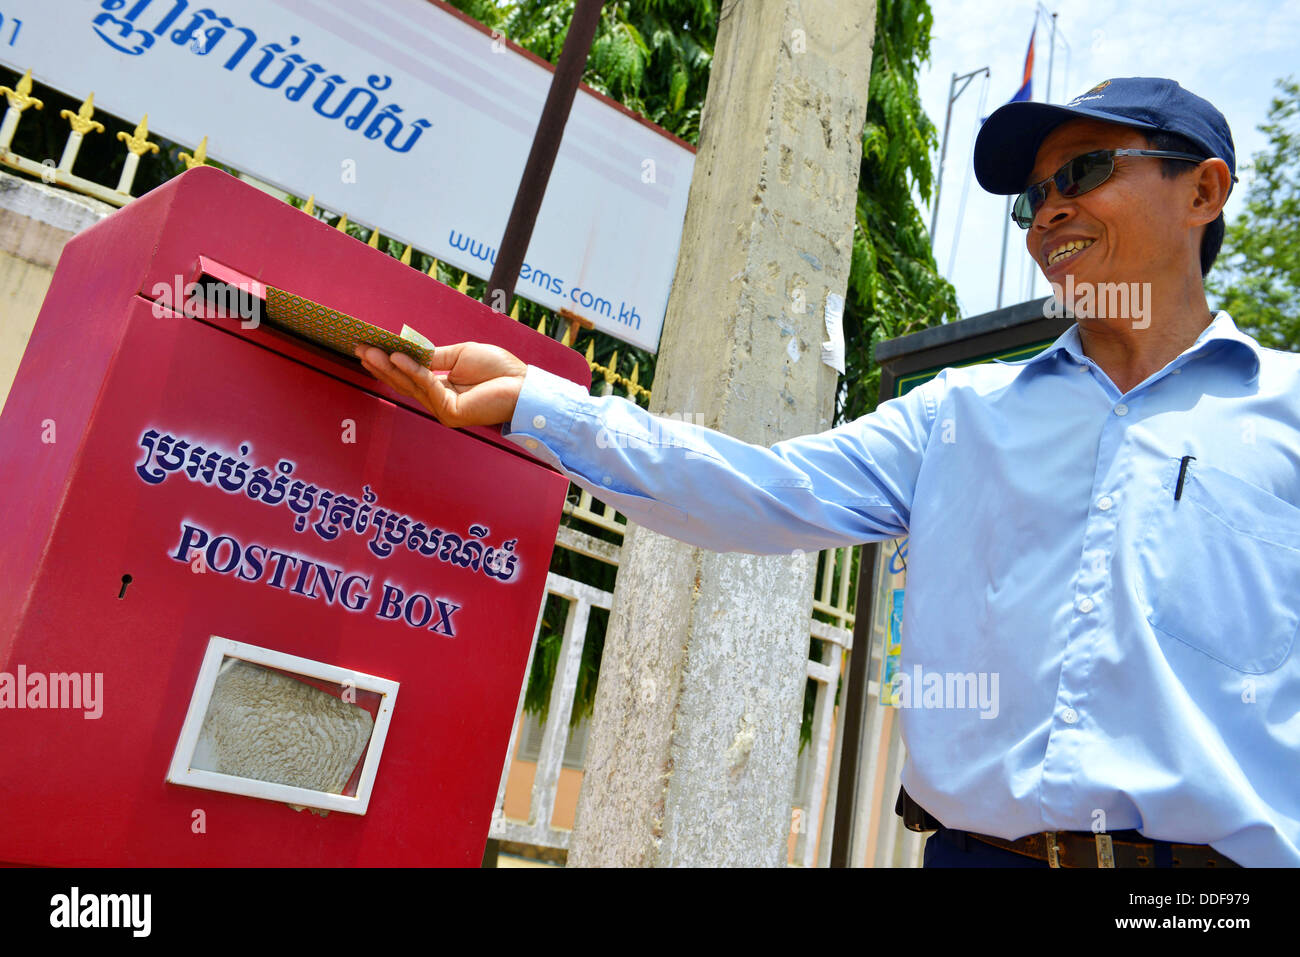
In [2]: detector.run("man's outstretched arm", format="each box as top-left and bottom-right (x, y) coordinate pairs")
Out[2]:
(355, 343), (940, 555)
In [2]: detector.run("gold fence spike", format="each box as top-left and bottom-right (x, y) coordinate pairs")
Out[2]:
(535, 313), (546, 335)
(0, 69), (44, 112)
(584, 339), (596, 364)
(509, 300), (520, 321)
(367, 228), (382, 249)
(629, 361), (640, 390)
(302, 194), (315, 215)
(59, 92), (104, 136)
(560, 320), (574, 348)
(456, 272), (469, 295)
(178, 135), (208, 169)
(116, 114), (159, 156)
(335, 212), (349, 232)
(426, 257), (440, 278)
(400, 244), (412, 266)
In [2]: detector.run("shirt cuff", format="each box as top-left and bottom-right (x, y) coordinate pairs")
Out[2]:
(500, 363), (591, 470)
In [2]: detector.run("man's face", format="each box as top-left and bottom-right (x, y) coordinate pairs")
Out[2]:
(1024, 118), (1192, 290)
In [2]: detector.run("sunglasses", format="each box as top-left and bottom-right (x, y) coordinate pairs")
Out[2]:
(1012, 148), (1204, 229)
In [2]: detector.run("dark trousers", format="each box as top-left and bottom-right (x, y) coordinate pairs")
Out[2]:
(923, 826), (1050, 868)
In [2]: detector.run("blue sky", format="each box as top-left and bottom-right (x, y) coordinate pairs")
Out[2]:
(920, 0), (1300, 317)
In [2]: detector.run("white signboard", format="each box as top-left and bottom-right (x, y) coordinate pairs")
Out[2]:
(0, 0), (695, 352)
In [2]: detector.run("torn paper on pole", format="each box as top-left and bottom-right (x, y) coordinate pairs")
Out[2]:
(822, 292), (846, 374)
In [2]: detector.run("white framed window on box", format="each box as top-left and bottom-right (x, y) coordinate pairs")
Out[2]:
(166, 635), (399, 815)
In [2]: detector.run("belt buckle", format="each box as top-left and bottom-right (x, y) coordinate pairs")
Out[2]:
(1045, 831), (1061, 868)
(1096, 833), (1115, 868)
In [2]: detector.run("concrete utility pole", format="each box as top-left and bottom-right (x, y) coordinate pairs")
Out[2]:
(568, 0), (878, 867)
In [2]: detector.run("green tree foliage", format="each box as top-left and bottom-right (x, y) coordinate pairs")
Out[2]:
(1208, 77), (1300, 351)
(846, 0), (959, 419)
(460, 0), (715, 143)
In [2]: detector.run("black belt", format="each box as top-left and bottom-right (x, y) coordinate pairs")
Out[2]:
(896, 787), (1240, 868)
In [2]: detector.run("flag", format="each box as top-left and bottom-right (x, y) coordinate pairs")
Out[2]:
(1009, 25), (1036, 103)
(980, 24), (1036, 124)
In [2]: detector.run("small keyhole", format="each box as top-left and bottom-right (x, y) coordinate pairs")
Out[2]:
(118, 574), (133, 599)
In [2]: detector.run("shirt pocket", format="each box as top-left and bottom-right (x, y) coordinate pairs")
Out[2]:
(1136, 458), (1300, 674)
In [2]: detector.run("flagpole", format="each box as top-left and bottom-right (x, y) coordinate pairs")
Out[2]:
(1046, 12), (1058, 102)
(1027, 10), (1060, 303)
(930, 67), (989, 250)
(997, 195), (1011, 308)
(995, 20), (1036, 309)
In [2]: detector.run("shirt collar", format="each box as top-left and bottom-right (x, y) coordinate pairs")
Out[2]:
(994, 311), (1262, 380)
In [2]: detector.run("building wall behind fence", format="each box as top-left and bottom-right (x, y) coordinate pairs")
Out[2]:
(0, 171), (111, 409)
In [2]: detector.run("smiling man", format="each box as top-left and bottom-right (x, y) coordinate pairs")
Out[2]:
(356, 77), (1300, 868)
(980, 78), (1237, 395)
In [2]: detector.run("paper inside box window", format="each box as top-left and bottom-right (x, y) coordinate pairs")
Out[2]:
(191, 658), (373, 795)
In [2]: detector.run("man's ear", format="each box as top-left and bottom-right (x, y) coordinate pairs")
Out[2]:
(1189, 157), (1232, 227)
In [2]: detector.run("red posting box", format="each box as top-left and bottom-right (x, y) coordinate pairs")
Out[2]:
(0, 166), (589, 866)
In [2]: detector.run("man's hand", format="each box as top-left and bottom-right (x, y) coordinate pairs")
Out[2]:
(354, 341), (527, 428)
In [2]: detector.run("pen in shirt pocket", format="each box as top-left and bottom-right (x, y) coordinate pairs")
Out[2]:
(1173, 455), (1196, 501)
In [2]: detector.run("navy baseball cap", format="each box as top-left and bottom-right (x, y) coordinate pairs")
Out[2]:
(974, 77), (1236, 195)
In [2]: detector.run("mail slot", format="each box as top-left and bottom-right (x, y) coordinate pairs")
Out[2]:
(0, 166), (590, 866)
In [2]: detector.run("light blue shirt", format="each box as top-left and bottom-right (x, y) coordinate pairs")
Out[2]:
(502, 311), (1300, 867)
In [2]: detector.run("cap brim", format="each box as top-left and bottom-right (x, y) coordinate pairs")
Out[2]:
(974, 101), (1159, 194)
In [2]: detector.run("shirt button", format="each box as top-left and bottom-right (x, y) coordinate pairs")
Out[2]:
(1171, 368), (1182, 375)
(602, 474), (612, 485)
(1114, 404), (1129, 416)
(524, 438), (539, 450)
(1061, 707), (1079, 724)
(1097, 495), (1113, 511)
(1077, 597), (1095, 613)
(532, 414), (547, 430)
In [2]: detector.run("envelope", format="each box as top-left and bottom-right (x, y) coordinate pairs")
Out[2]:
(263, 286), (435, 367)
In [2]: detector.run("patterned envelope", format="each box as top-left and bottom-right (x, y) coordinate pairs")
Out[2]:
(263, 286), (434, 367)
